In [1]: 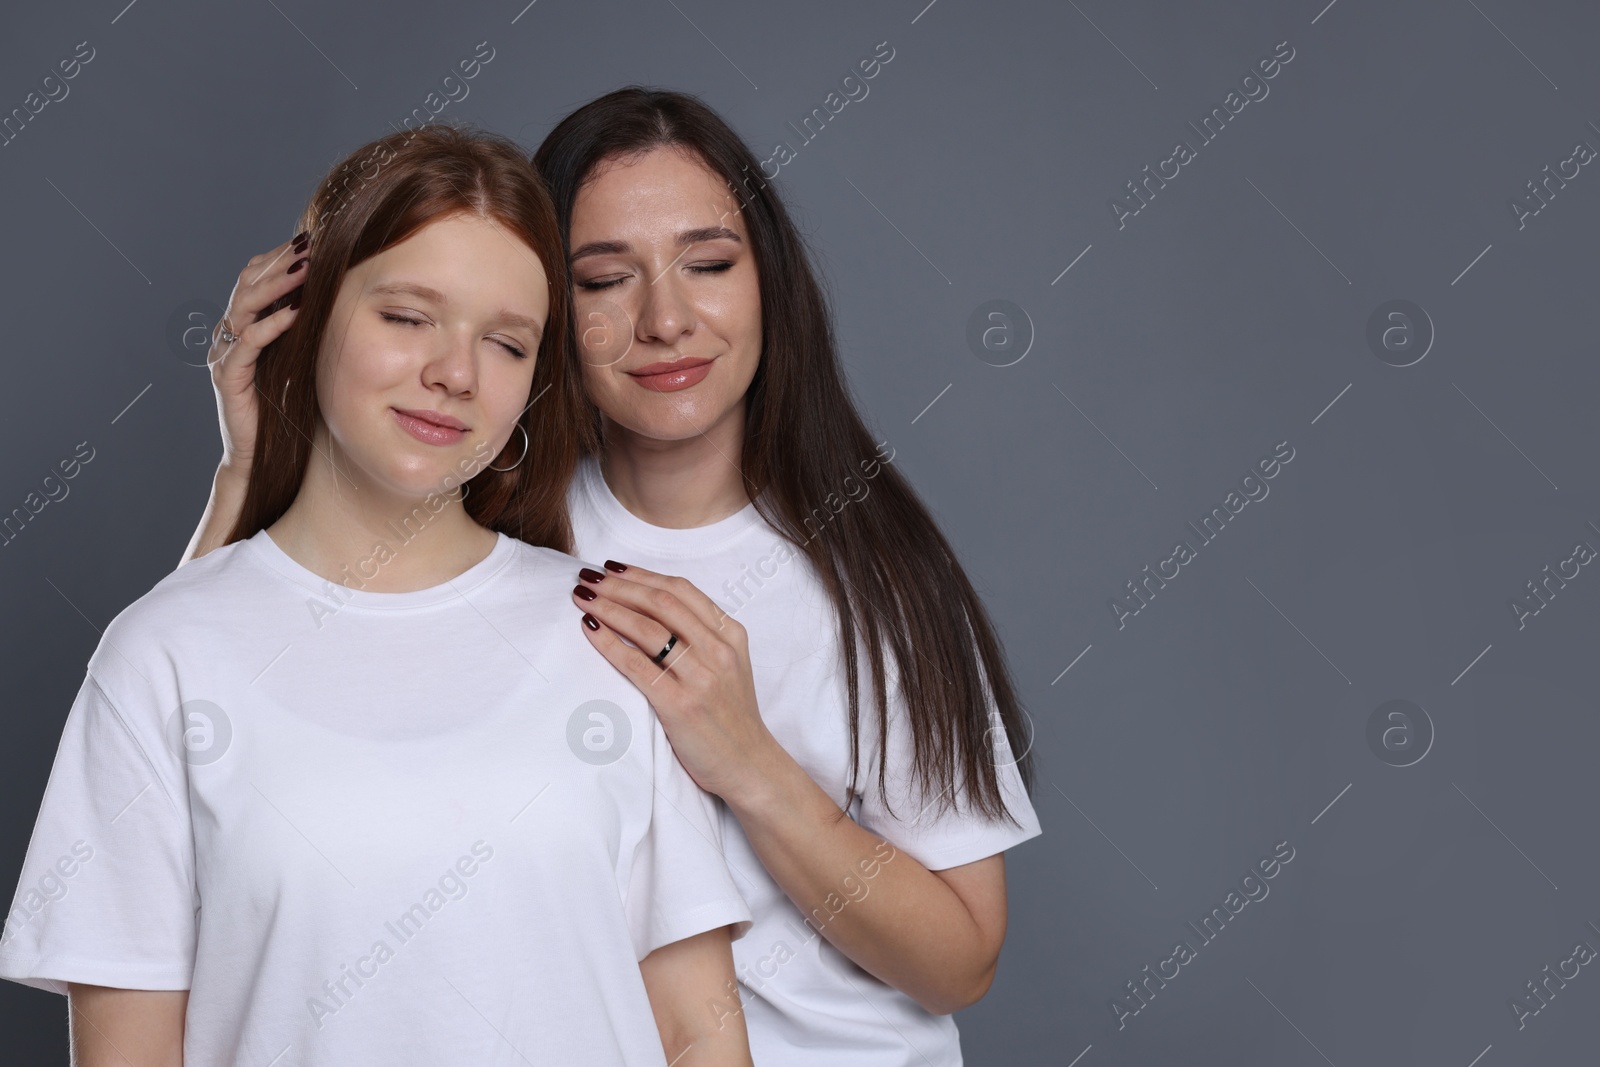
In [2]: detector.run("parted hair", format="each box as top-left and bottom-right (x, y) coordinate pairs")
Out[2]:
(534, 88), (1035, 822)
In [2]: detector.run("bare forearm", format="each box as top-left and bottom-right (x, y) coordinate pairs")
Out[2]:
(640, 928), (753, 1067)
(723, 744), (999, 1013)
(179, 464), (248, 566)
(68, 984), (187, 1066)
(659, 992), (753, 1067)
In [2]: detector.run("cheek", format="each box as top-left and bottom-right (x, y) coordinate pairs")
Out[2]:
(317, 331), (408, 430)
(573, 298), (636, 370)
(485, 360), (537, 423)
(578, 360), (615, 408)
(700, 276), (762, 354)
(733, 277), (764, 356)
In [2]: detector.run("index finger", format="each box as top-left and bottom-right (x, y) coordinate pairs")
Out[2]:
(593, 561), (742, 637)
(243, 230), (309, 287)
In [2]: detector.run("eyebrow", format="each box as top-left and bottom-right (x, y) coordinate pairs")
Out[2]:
(569, 226), (742, 263)
(368, 281), (544, 337)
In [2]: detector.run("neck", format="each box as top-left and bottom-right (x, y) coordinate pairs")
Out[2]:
(267, 429), (497, 593)
(599, 403), (750, 529)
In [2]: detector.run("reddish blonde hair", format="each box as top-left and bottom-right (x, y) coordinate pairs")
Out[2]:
(227, 123), (596, 552)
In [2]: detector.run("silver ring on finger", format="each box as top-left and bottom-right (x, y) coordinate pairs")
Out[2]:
(218, 321), (241, 345)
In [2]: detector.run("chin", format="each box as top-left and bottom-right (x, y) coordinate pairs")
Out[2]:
(619, 410), (718, 444)
(368, 459), (465, 501)
(642, 389), (732, 424)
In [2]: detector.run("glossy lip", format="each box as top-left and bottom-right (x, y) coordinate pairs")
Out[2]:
(392, 407), (468, 431)
(627, 357), (712, 377)
(392, 407), (468, 447)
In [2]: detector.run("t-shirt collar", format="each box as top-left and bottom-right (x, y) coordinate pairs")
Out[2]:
(576, 453), (765, 555)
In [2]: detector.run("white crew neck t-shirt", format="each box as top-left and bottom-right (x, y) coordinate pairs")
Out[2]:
(0, 528), (752, 1066)
(568, 455), (1043, 1067)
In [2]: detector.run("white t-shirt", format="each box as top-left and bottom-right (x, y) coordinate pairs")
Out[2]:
(0, 528), (752, 1066)
(568, 455), (1043, 1067)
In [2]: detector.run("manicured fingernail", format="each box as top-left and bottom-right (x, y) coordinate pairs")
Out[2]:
(288, 295), (302, 310)
(578, 567), (606, 583)
(573, 584), (597, 601)
(582, 613), (600, 631)
(287, 257), (308, 275)
(603, 560), (628, 573)
(291, 230), (309, 245)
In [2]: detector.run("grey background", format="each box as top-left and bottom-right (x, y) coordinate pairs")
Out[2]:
(3, 0), (1597, 1063)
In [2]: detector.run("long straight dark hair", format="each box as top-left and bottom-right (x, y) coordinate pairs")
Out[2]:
(534, 88), (1035, 822)
(224, 124), (597, 550)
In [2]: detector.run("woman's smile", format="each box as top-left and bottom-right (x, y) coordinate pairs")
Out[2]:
(391, 406), (469, 446)
(627, 356), (713, 392)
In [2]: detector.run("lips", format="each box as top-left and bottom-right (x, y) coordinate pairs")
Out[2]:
(627, 357), (714, 393)
(392, 407), (467, 430)
(627, 357), (712, 377)
(392, 407), (468, 446)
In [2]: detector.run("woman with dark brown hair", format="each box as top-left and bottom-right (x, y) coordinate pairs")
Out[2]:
(0, 125), (755, 1067)
(180, 87), (1042, 1066)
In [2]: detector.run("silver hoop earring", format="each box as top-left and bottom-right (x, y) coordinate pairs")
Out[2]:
(488, 423), (529, 472)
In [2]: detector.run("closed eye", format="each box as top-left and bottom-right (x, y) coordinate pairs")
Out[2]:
(381, 312), (527, 358)
(577, 262), (733, 292)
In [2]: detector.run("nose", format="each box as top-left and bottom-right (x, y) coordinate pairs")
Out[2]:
(634, 270), (695, 347)
(422, 325), (478, 397)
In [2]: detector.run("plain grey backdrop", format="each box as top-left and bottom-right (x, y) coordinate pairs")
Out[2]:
(3, 0), (1598, 1063)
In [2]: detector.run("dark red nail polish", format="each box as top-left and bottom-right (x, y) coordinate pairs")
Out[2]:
(288, 296), (302, 310)
(582, 613), (600, 631)
(287, 257), (308, 275)
(578, 567), (606, 583)
(603, 560), (628, 573)
(292, 237), (309, 254)
(573, 584), (597, 601)
(291, 230), (309, 245)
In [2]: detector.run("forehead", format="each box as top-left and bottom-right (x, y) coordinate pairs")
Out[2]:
(571, 146), (748, 239)
(353, 214), (550, 298)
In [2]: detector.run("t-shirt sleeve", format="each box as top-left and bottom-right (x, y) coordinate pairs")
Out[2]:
(622, 712), (753, 962)
(851, 637), (1043, 872)
(0, 671), (197, 995)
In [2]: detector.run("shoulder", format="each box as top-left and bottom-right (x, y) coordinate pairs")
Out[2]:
(494, 538), (657, 704)
(74, 543), (262, 716)
(494, 539), (608, 650)
(104, 538), (255, 630)
(91, 538), (266, 686)
(499, 538), (592, 595)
